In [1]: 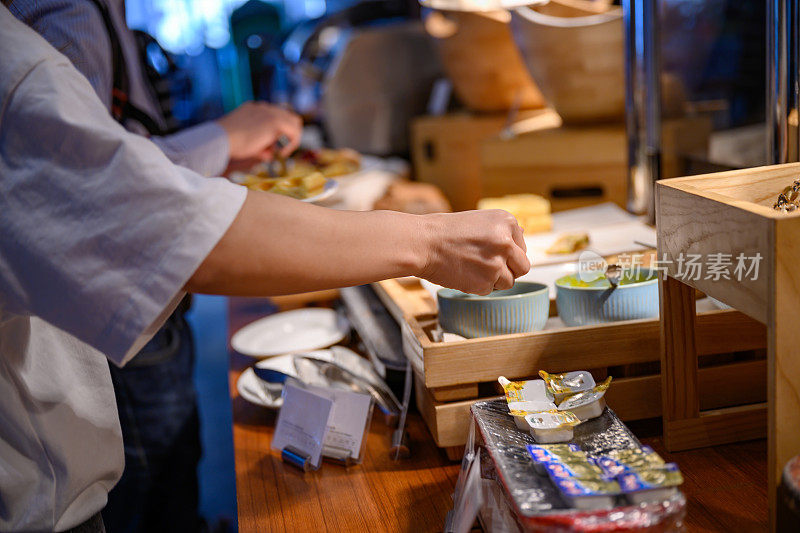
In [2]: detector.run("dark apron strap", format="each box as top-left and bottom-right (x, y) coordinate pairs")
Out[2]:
(86, 0), (164, 136)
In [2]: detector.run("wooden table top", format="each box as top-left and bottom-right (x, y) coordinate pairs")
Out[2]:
(228, 294), (768, 532)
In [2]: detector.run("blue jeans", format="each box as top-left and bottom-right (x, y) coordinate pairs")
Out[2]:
(103, 311), (202, 533)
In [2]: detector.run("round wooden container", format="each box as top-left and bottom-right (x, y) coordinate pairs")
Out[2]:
(510, 5), (625, 123)
(424, 9), (546, 113)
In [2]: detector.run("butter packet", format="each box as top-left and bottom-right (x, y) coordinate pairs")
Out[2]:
(543, 459), (607, 480)
(525, 410), (581, 443)
(552, 477), (621, 510)
(508, 401), (558, 431)
(498, 376), (554, 404)
(617, 463), (683, 504)
(538, 370), (596, 403)
(556, 376), (613, 421)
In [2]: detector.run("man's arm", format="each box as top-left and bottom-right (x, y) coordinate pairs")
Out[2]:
(186, 191), (529, 297)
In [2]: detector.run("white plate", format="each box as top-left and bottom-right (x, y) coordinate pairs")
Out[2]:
(231, 308), (349, 358)
(301, 178), (338, 203)
(229, 173), (338, 204)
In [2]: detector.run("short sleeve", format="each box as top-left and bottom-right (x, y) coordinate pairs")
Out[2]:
(0, 54), (247, 366)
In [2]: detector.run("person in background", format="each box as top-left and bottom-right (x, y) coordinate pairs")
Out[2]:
(4, 1), (302, 531)
(0, 8), (529, 532)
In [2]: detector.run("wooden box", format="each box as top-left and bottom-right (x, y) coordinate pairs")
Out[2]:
(480, 115), (711, 212)
(410, 109), (561, 211)
(411, 111), (709, 213)
(480, 122), (628, 212)
(656, 162), (800, 529)
(373, 277), (766, 459)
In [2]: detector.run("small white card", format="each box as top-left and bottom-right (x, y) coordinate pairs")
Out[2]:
(308, 385), (373, 460)
(271, 383), (333, 469)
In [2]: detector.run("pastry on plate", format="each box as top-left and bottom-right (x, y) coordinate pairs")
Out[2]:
(547, 232), (590, 254)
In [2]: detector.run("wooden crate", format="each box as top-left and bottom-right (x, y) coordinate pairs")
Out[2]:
(412, 111), (710, 213)
(373, 278), (767, 456)
(480, 115), (712, 212)
(656, 162), (800, 529)
(480, 122), (628, 212)
(410, 109), (562, 211)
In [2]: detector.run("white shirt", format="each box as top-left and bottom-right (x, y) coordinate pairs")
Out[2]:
(0, 7), (246, 531)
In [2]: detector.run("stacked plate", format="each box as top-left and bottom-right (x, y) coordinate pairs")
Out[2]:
(232, 308), (350, 408)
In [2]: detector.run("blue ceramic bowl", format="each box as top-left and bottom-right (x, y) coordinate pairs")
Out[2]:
(437, 282), (549, 338)
(555, 268), (659, 327)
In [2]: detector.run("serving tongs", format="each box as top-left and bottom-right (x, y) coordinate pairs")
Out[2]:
(292, 355), (402, 425)
(266, 134), (291, 177)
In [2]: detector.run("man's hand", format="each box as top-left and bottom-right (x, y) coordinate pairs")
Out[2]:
(216, 101), (302, 163)
(418, 210), (530, 295)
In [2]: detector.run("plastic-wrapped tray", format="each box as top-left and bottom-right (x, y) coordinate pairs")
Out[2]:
(471, 399), (686, 531)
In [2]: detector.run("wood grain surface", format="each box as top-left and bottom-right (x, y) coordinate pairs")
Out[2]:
(228, 295), (768, 532)
(770, 219), (800, 527)
(656, 182), (772, 324)
(228, 296), (461, 533)
(660, 275), (700, 425)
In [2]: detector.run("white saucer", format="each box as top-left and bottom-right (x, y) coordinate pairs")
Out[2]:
(236, 350), (335, 408)
(231, 308), (349, 358)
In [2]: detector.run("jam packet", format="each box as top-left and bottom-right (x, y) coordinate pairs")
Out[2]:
(538, 370), (596, 403)
(527, 443), (582, 457)
(552, 477), (621, 510)
(556, 376), (613, 421)
(597, 446), (665, 475)
(527, 444), (586, 473)
(524, 410), (581, 443)
(617, 463), (684, 504)
(543, 459), (607, 480)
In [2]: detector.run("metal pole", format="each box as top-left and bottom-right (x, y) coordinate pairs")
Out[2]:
(624, 0), (661, 221)
(767, 0), (800, 164)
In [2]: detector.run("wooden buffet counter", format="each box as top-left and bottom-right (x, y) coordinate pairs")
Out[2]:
(227, 294), (768, 532)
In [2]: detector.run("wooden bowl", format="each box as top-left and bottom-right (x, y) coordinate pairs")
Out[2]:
(424, 9), (547, 113)
(510, 5), (625, 123)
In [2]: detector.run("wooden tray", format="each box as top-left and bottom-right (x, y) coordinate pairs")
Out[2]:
(656, 162), (800, 530)
(373, 278), (767, 457)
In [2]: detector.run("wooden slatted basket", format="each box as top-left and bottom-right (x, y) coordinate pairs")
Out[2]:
(373, 277), (767, 460)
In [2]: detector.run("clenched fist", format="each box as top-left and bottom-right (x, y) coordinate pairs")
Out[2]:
(216, 101), (302, 164)
(418, 209), (530, 295)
